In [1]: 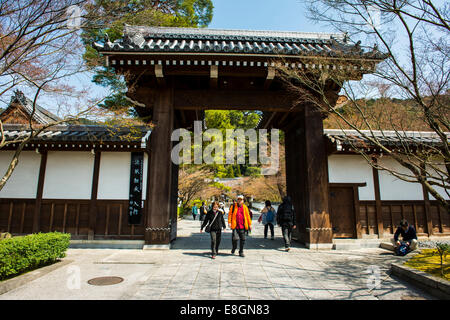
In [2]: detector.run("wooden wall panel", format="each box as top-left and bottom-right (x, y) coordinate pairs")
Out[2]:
(441, 205), (450, 233)
(359, 205), (368, 235)
(381, 205), (393, 234)
(414, 205), (427, 234)
(77, 204), (90, 236)
(403, 204), (415, 234)
(367, 205), (377, 235)
(430, 205), (441, 233)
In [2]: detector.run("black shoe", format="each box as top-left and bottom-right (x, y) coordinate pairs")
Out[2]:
(239, 252), (245, 257)
(231, 249), (235, 255)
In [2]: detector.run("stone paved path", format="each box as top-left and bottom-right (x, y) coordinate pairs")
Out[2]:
(0, 212), (435, 300)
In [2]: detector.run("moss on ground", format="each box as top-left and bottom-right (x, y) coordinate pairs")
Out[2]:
(404, 249), (450, 281)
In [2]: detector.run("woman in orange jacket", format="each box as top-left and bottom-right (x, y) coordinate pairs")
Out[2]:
(228, 195), (252, 257)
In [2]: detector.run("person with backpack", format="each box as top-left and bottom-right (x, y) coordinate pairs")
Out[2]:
(228, 195), (252, 257)
(201, 201), (226, 259)
(276, 196), (296, 251)
(258, 200), (276, 240)
(392, 219), (417, 255)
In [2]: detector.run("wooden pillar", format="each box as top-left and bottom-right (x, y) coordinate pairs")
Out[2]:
(88, 151), (101, 240)
(145, 87), (174, 245)
(32, 150), (47, 233)
(285, 106), (332, 249)
(372, 165), (384, 238)
(420, 165), (433, 236)
(422, 184), (433, 236)
(169, 162), (179, 242)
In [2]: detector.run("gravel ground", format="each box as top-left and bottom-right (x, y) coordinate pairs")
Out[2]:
(418, 240), (450, 249)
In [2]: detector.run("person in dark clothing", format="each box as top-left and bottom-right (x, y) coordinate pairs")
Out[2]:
(199, 202), (207, 222)
(201, 201), (226, 259)
(277, 196), (296, 251)
(392, 219), (418, 251)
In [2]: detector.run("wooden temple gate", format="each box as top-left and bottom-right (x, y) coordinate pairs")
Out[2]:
(94, 26), (385, 248)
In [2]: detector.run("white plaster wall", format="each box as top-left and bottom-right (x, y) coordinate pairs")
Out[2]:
(378, 157), (423, 200)
(0, 151), (41, 198)
(97, 152), (148, 200)
(43, 151), (94, 199)
(426, 162), (449, 201)
(328, 154), (375, 200)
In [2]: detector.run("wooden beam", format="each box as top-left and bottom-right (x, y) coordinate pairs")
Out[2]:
(33, 151), (47, 233)
(420, 165), (433, 236)
(210, 65), (218, 89)
(372, 165), (384, 238)
(155, 64), (165, 86)
(264, 66), (275, 90)
(88, 151), (101, 240)
(262, 112), (277, 129)
(173, 89), (297, 111)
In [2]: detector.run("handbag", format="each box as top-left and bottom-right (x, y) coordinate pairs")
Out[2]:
(205, 211), (219, 233)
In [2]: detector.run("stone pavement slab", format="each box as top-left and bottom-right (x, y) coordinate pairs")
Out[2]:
(0, 213), (437, 300)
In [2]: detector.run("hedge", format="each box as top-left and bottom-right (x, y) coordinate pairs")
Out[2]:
(0, 232), (70, 280)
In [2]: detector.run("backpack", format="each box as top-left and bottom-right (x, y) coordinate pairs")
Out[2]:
(396, 243), (409, 256)
(280, 204), (293, 221)
(266, 208), (275, 223)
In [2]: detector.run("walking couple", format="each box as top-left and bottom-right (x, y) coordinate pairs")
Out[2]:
(200, 195), (252, 259)
(259, 196), (296, 251)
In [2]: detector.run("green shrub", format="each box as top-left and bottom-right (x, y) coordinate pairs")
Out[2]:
(0, 232), (70, 280)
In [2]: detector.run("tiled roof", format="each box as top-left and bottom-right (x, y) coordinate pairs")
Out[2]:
(94, 26), (385, 59)
(325, 129), (449, 148)
(0, 124), (152, 146)
(1, 90), (62, 124)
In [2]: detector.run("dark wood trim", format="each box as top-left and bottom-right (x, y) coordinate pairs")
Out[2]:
(329, 182), (367, 188)
(437, 204), (444, 233)
(7, 202), (13, 233)
(421, 176), (433, 236)
(88, 151), (101, 240)
(75, 203), (80, 235)
(20, 203), (26, 234)
(352, 185), (362, 239)
(372, 166), (384, 238)
(32, 151), (47, 233)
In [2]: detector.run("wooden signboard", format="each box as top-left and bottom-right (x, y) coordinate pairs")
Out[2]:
(128, 152), (144, 224)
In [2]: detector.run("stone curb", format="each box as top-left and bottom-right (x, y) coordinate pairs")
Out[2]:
(391, 262), (450, 300)
(0, 259), (73, 296)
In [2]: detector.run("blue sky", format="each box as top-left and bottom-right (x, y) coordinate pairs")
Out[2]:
(208, 0), (328, 33)
(1, 1), (341, 113)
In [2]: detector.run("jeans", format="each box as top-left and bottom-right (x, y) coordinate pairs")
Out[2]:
(264, 223), (274, 238)
(232, 229), (246, 253)
(210, 230), (222, 255)
(281, 224), (292, 248)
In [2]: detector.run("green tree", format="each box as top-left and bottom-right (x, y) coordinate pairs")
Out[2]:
(204, 110), (262, 178)
(82, 0), (213, 111)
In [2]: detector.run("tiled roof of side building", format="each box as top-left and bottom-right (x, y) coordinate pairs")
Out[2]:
(1, 90), (62, 125)
(325, 129), (450, 147)
(0, 124), (152, 145)
(94, 25), (385, 59)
